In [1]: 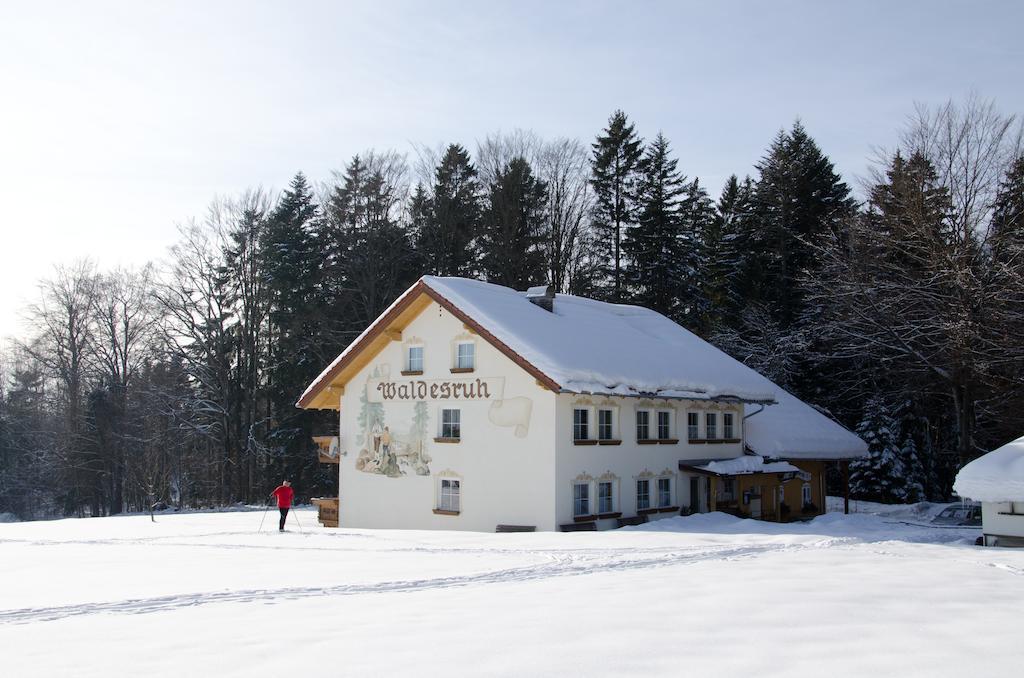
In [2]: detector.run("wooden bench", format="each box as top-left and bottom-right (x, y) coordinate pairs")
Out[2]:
(560, 521), (597, 532)
(616, 515), (647, 528)
(495, 524), (536, 533)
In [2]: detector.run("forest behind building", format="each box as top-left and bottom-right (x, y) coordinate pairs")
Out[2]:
(2, 95), (1023, 519)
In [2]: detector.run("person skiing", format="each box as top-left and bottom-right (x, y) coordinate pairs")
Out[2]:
(270, 480), (294, 532)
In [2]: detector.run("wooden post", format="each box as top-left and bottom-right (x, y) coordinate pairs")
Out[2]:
(709, 476), (718, 512)
(842, 460), (850, 515)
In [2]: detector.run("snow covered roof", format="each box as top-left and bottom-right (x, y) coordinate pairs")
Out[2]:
(422, 276), (775, 402)
(954, 436), (1024, 502)
(744, 388), (868, 461)
(298, 276), (867, 461)
(689, 455), (802, 476)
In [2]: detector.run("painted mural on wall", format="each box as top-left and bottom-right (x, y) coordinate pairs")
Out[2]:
(354, 363), (535, 478)
(355, 366), (432, 477)
(367, 375), (533, 438)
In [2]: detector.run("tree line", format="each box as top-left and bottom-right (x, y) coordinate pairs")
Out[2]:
(1, 95), (1022, 519)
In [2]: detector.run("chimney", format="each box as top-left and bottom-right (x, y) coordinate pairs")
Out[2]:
(526, 284), (555, 312)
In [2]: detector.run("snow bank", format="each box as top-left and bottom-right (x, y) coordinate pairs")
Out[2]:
(954, 436), (1024, 502)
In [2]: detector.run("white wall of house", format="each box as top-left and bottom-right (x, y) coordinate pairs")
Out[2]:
(553, 394), (745, 528)
(982, 502), (1024, 544)
(335, 300), (558, 532)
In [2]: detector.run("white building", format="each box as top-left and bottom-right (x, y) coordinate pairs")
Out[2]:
(299, 277), (866, 532)
(954, 436), (1024, 547)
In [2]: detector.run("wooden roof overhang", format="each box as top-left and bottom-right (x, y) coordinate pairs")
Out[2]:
(296, 280), (562, 411)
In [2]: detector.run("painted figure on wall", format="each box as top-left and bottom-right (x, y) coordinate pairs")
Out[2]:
(355, 373), (431, 478)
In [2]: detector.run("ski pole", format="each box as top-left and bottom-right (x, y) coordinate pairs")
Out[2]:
(291, 505), (303, 534)
(257, 499), (272, 533)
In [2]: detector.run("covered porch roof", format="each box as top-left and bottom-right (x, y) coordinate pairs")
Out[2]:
(679, 455), (803, 477)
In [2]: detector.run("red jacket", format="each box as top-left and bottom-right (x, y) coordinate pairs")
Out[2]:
(271, 485), (294, 508)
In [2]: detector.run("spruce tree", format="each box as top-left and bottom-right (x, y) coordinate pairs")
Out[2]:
(850, 396), (908, 503)
(991, 155), (1024, 262)
(260, 172), (321, 485)
(591, 110), (643, 301)
(699, 175), (749, 334)
(743, 122), (855, 326)
(678, 177), (716, 329)
(417, 144), (482, 277)
(479, 156), (549, 289)
(622, 133), (689, 318)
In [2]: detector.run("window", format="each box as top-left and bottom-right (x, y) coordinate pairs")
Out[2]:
(573, 408), (589, 441)
(723, 412), (735, 439)
(573, 482), (590, 516)
(687, 412), (699, 440)
(721, 478), (736, 501)
(636, 479), (650, 511)
(407, 346), (424, 372)
(599, 481), (614, 514)
(705, 412), (718, 440)
(657, 411), (671, 440)
(455, 342), (475, 369)
(802, 483), (812, 506)
(636, 411), (650, 441)
(657, 477), (672, 508)
(441, 408), (461, 439)
(439, 478), (460, 512)
(598, 409), (614, 440)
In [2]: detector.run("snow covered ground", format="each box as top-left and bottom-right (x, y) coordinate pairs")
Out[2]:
(1, 503), (1021, 677)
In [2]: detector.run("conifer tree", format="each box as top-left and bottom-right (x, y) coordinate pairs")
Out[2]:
(850, 396), (908, 503)
(622, 133), (689, 318)
(991, 155), (1024, 262)
(699, 175), (749, 334)
(479, 156), (549, 289)
(417, 144), (482, 277)
(742, 122), (855, 326)
(260, 172), (321, 484)
(591, 110), (643, 300)
(678, 177), (716, 329)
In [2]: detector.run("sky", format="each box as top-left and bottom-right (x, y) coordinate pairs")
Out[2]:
(0, 0), (1021, 341)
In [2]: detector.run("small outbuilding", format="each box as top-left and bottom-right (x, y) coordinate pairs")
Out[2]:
(954, 436), (1024, 547)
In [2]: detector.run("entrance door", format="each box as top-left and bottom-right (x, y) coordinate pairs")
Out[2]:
(689, 477), (700, 513)
(749, 486), (762, 519)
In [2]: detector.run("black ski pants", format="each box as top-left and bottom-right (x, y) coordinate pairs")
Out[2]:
(278, 507), (289, 530)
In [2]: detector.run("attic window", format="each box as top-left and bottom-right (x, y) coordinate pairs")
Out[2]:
(454, 342), (475, 370)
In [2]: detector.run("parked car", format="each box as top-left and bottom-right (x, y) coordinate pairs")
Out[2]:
(931, 503), (982, 526)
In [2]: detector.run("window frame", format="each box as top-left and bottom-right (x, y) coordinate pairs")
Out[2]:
(455, 341), (475, 370)
(705, 412), (718, 440)
(573, 407), (590, 441)
(438, 477), (461, 513)
(656, 476), (673, 508)
(636, 410), (651, 441)
(656, 410), (672, 440)
(636, 479), (651, 511)
(598, 480), (614, 514)
(687, 412), (699, 441)
(801, 483), (812, 507)
(573, 482), (591, 517)
(723, 412), (735, 440)
(597, 408), (615, 441)
(406, 345), (424, 373)
(440, 408), (461, 440)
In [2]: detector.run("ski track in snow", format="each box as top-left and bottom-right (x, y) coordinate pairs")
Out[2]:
(0, 539), (842, 626)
